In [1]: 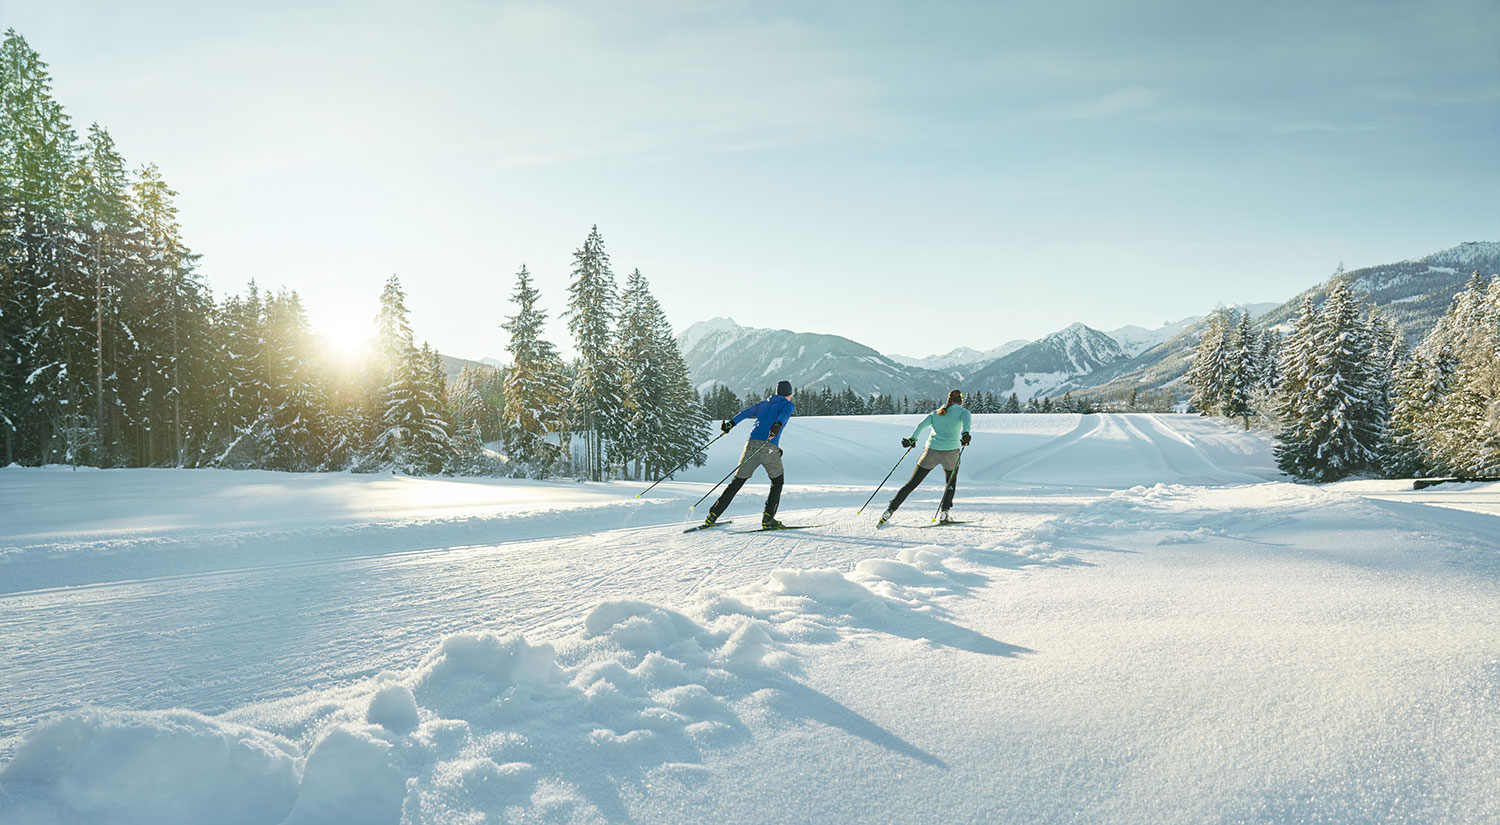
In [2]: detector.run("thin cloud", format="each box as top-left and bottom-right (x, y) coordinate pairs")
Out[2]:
(1268, 121), (1384, 136)
(1026, 86), (1163, 121)
(1368, 83), (1500, 107)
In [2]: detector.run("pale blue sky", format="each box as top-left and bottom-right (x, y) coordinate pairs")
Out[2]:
(4, 0), (1496, 360)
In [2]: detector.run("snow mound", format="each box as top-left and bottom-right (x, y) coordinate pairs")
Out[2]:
(0, 709), (299, 825)
(0, 527), (1007, 823)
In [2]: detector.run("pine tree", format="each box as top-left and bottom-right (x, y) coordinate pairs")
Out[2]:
(1256, 328), (1282, 395)
(376, 342), (455, 475)
(701, 384), (741, 419)
(1188, 308), (1236, 416)
(130, 163), (206, 465)
(565, 225), (622, 480)
(1221, 310), (1257, 425)
(261, 290), (324, 470)
(66, 123), (135, 460)
(611, 270), (708, 480)
(447, 364), (504, 443)
(0, 29), (79, 464)
(501, 265), (568, 477)
(1274, 283), (1386, 481)
(1381, 347), (1450, 477)
(1426, 274), (1500, 475)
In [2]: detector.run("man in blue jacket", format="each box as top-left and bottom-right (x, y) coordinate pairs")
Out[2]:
(703, 379), (795, 529)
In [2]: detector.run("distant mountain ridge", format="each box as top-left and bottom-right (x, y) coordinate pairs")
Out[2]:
(604, 242), (1499, 406)
(1074, 242), (1500, 402)
(889, 341), (1028, 373)
(675, 317), (955, 400)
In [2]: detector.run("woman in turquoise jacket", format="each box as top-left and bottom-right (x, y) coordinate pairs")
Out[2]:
(879, 389), (971, 526)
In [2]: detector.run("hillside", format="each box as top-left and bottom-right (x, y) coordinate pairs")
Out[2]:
(677, 317), (955, 400)
(964, 323), (1130, 400)
(1075, 242), (1500, 402)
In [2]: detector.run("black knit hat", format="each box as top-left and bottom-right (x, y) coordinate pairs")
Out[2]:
(776, 380), (793, 397)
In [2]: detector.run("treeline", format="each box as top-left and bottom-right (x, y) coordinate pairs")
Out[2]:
(699, 384), (1099, 418)
(498, 229), (709, 481)
(1189, 275), (1500, 481)
(0, 29), (707, 478)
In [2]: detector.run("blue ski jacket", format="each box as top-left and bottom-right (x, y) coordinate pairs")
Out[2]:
(733, 395), (795, 445)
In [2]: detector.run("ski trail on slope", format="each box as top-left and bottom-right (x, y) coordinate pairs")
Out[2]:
(971, 414), (1101, 482)
(1141, 414), (1269, 484)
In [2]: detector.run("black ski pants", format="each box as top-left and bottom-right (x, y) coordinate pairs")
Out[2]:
(887, 465), (956, 513)
(709, 473), (784, 521)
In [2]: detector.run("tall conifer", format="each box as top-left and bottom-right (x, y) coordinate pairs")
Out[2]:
(565, 225), (622, 480)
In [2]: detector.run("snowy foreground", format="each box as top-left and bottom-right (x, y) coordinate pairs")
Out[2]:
(1, 414), (1498, 824)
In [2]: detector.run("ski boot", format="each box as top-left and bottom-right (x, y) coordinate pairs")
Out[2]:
(877, 508), (894, 528)
(761, 514), (785, 530)
(938, 509), (955, 524)
(702, 512), (719, 529)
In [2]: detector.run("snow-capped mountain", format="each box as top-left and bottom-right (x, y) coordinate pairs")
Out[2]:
(889, 340), (1029, 373)
(675, 242), (1498, 407)
(1105, 316), (1202, 358)
(676, 317), (955, 400)
(964, 323), (1130, 400)
(1078, 242), (1500, 402)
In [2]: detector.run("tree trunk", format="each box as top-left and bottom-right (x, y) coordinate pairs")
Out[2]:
(94, 237), (105, 438)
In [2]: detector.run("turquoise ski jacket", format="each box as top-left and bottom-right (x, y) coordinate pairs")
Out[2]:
(910, 405), (971, 450)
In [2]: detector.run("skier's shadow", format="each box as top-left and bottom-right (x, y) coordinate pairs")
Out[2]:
(754, 671), (949, 768)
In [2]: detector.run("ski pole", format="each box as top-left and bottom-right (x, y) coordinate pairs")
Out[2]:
(635, 429), (729, 498)
(932, 444), (967, 522)
(857, 445), (913, 514)
(692, 440), (773, 511)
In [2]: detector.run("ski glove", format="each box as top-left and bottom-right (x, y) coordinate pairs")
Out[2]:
(768, 421), (782, 440)
(721, 420), (734, 433)
(961, 431), (971, 446)
(901, 437), (916, 448)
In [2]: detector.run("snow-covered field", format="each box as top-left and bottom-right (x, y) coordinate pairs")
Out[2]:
(2, 414), (1497, 824)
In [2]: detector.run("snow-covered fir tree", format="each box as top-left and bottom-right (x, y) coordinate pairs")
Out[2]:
(1219, 310), (1258, 425)
(1274, 282), (1386, 481)
(376, 341), (456, 475)
(565, 225), (623, 480)
(1381, 345), (1452, 477)
(130, 163), (208, 465)
(502, 265), (569, 477)
(66, 123), (136, 460)
(613, 269), (709, 481)
(0, 30), (79, 464)
(1423, 274), (1500, 475)
(447, 364), (504, 443)
(1187, 308), (1236, 415)
(260, 290), (325, 471)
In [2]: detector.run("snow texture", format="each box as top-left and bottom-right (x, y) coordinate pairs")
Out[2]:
(2, 414), (1498, 824)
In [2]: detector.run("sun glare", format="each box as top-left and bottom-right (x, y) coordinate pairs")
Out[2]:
(314, 311), (374, 366)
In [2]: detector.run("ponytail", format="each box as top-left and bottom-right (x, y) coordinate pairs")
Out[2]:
(937, 389), (963, 416)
